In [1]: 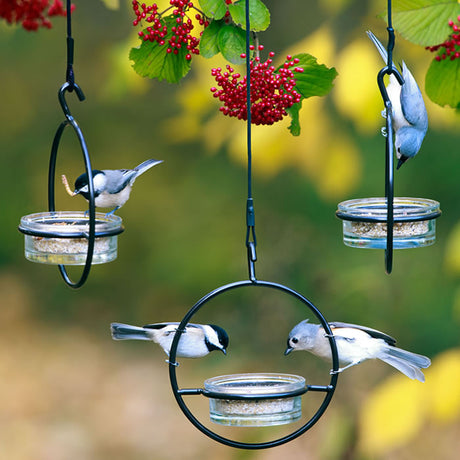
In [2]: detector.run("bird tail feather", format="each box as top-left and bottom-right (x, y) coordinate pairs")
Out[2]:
(386, 346), (431, 368)
(366, 30), (391, 65)
(379, 346), (431, 382)
(134, 159), (163, 176)
(111, 323), (152, 341)
(379, 355), (426, 382)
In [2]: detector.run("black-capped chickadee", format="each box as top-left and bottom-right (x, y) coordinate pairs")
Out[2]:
(72, 159), (163, 215)
(285, 320), (431, 382)
(111, 322), (229, 359)
(367, 30), (428, 169)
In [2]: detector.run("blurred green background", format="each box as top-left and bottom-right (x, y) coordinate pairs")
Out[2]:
(1, 0), (460, 459)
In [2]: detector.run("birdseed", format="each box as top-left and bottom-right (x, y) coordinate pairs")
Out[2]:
(31, 236), (110, 254)
(211, 397), (295, 415)
(348, 221), (429, 238)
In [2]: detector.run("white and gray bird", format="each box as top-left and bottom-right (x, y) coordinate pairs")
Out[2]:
(367, 30), (428, 169)
(111, 322), (229, 359)
(285, 320), (431, 382)
(72, 159), (163, 215)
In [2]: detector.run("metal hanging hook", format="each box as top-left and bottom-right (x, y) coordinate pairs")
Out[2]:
(58, 82), (85, 120)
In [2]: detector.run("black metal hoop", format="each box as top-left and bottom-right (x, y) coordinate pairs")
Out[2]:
(47, 82), (96, 289)
(168, 279), (339, 449)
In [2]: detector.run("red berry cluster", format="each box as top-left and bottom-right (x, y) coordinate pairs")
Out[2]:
(0, 0), (72, 31)
(132, 0), (208, 60)
(210, 46), (304, 125)
(426, 16), (460, 61)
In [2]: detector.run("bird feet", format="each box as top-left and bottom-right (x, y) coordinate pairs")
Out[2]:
(105, 207), (119, 217)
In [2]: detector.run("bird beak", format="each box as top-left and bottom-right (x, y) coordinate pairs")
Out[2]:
(284, 346), (293, 356)
(221, 348), (227, 355)
(396, 157), (408, 170)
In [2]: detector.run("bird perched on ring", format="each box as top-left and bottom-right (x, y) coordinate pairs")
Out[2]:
(285, 319), (431, 382)
(67, 159), (163, 215)
(367, 30), (428, 170)
(110, 322), (229, 359)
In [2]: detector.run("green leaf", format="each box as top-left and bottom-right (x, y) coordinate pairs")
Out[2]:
(198, 0), (228, 20)
(285, 53), (338, 99)
(228, 0), (270, 32)
(200, 20), (223, 58)
(425, 57), (460, 108)
(279, 54), (337, 136)
(285, 102), (302, 136)
(129, 18), (191, 83)
(217, 24), (247, 64)
(391, 0), (460, 46)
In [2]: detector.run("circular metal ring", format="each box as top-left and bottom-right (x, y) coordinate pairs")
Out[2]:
(168, 279), (339, 449)
(48, 82), (96, 289)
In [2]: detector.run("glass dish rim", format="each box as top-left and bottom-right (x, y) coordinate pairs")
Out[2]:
(18, 211), (124, 238)
(336, 197), (441, 223)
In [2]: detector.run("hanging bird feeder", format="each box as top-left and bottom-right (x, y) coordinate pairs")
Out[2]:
(18, 2), (124, 288)
(162, 0), (338, 449)
(168, 281), (338, 448)
(336, 0), (441, 274)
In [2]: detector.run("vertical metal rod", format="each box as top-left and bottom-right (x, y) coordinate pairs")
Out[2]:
(66, 0), (75, 90)
(245, 0), (252, 199)
(385, 0), (394, 274)
(385, 98), (394, 274)
(245, 0), (257, 281)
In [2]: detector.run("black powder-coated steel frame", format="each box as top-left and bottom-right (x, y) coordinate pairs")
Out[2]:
(168, 279), (339, 449)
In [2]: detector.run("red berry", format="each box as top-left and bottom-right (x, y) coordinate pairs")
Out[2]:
(211, 50), (302, 125)
(427, 17), (460, 61)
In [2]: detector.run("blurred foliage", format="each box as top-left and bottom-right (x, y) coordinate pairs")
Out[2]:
(1, 0), (460, 459)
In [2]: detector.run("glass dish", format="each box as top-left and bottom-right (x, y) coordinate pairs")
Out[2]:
(204, 373), (306, 427)
(19, 211), (124, 265)
(336, 197), (441, 249)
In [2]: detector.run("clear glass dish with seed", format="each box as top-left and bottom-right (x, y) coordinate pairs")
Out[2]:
(19, 211), (124, 265)
(336, 197), (441, 249)
(204, 373), (306, 427)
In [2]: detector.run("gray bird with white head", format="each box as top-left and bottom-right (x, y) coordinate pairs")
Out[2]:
(72, 159), (163, 215)
(285, 319), (431, 382)
(111, 322), (229, 359)
(367, 30), (428, 169)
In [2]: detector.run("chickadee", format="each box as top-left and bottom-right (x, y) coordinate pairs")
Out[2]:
(285, 320), (431, 382)
(367, 30), (428, 169)
(110, 322), (229, 359)
(72, 159), (163, 215)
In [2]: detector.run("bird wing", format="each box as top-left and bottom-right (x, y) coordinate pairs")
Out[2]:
(329, 322), (397, 346)
(142, 322), (202, 336)
(399, 61), (428, 129)
(101, 169), (135, 194)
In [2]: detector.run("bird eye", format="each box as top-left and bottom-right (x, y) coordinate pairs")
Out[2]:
(291, 337), (298, 344)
